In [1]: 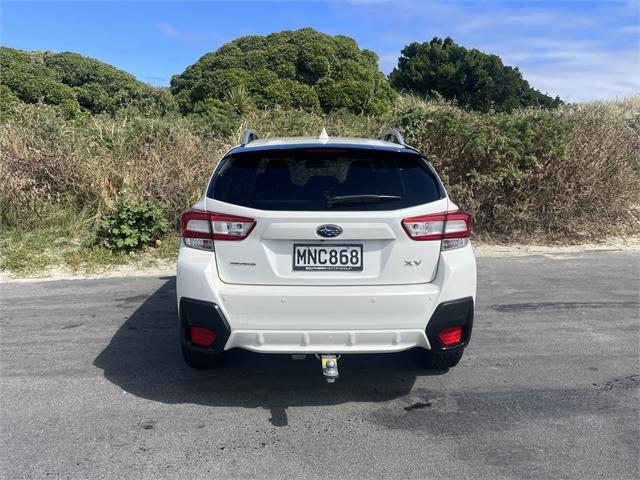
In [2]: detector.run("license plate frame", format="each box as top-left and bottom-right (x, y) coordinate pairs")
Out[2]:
(292, 243), (363, 272)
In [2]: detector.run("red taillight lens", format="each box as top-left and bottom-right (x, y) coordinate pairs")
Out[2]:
(402, 211), (471, 241)
(437, 325), (463, 346)
(180, 210), (255, 249)
(190, 326), (216, 347)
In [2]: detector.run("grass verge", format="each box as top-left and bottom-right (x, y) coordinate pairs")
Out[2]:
(0, 223), (179, 277)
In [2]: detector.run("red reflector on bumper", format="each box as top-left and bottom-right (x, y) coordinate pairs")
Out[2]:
(438, 325), (463, 346)
(191, 326), (216, 347)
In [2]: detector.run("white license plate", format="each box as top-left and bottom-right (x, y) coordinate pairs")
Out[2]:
(293, 244), (363, 271)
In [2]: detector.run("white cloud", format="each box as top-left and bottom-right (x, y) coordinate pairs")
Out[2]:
(522, 52), (640, 101)
(475, 37), (640, 101)
(618, 24), (640, 35)
(155, 21), (224, 44)
(344, 1), (640, 101)
(457, 11), (596, 33)
(377, 52), (400, 72)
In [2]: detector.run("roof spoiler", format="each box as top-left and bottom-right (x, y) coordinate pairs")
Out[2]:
(377, 129), (405, 146)
(240, 128), (260, 146)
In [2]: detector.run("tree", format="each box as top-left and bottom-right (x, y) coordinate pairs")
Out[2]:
(389, 37), (562, 112)
(170, 28), (396, 115)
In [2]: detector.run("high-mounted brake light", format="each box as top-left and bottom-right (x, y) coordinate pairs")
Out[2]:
(180, 210), (256, 250)
(401, 211), (472, 250)
(304, 148), (348, 153)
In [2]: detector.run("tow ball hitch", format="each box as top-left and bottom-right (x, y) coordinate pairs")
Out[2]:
(320, 354), (339, 383)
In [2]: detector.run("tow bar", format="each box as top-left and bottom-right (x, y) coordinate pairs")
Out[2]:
(320, 354), (339, 383)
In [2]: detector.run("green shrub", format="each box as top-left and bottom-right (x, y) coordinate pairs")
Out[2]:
(0, 46), (177, 116)
(0, 85), (21, 119)
(190, 97), (242, 136)
(225, 84), (253, 115)
(96, 198), (168, 251)
(170, 28), (395, 115)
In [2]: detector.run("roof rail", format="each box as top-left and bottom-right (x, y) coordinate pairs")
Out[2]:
(377, 129), (405, 146)
(240, 128), (260, 146)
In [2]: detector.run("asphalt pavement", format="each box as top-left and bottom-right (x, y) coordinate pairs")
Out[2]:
(1, 251), (639, 479)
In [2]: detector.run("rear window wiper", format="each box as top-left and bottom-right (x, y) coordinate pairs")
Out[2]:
(326, 194), (402, 207)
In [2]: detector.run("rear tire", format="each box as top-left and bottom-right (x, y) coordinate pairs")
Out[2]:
(422, 348), (464, 370)
(181, 344), (224, 370)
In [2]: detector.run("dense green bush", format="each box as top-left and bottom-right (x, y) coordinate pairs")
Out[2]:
(96, 198), (168, 251)
(0, 47), (177, 116)
(170, 28), (396, 115)
(0, 84), (19, 107)
(389, 37), (562, 112)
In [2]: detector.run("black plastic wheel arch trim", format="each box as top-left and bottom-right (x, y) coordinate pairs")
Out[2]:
(179, 297), (231, 354)
(425, 297), (474, 351)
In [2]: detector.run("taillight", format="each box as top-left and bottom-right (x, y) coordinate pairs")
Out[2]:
(401, 211), (472, 251)
(402, 213), (447, 241)
(181, 210), (214, 251)
(443, 212), (473, 239)
(209, 212), (256, 240)
(180, 210), (255, 250)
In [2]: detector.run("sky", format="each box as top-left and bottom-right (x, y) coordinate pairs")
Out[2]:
(1, 0), (639, 102)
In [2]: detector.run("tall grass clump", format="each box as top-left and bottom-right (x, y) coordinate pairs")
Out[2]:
(0, 102), (229, 227)
(1, 96), (639, 245)
(395, 96), (640, 239)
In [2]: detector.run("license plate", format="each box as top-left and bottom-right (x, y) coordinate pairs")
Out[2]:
(293, 244), (363, 271)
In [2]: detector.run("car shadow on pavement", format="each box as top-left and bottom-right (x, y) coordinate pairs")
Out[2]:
(94, 277), (444, 426)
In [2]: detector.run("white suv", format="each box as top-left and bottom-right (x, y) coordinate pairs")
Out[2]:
(176, 129), (476, 381)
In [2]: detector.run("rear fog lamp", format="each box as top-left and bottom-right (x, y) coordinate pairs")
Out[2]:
(438, 325), (463, 346)
(190, 326), (216, 347)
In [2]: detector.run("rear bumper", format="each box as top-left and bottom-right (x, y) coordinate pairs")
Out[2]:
(177, 243), (476, 354)
(227, 328), (429, 353)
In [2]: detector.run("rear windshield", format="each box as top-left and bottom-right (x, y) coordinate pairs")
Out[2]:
(208, 148), (444, 211)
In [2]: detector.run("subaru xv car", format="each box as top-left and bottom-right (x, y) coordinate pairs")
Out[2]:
(176, 129), (476, 380)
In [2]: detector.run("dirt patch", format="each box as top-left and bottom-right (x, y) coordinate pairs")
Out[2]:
(0, 260), (176, 283)
(474, 236), (640, 257)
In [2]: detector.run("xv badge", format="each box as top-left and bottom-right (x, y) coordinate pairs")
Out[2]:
(404, 260), (423, 267)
